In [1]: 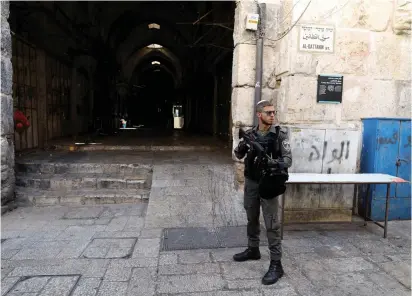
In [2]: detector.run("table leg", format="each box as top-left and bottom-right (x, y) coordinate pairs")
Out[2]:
(281, 193), (285, 240)
(384, 183), (391, 238)
(364, 184), (370, 226)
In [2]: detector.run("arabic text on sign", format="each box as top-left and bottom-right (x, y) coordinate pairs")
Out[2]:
(299, 24), (335, 53)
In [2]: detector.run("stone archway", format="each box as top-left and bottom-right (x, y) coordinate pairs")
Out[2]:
(122, 45), (182, 88)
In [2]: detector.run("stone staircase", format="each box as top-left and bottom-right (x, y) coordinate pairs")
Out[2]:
(15, 161), (152, 206)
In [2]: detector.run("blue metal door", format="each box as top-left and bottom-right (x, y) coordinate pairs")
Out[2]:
(396, 121), (411, 198)
(361, 118), (411, 220)
(375, 120), (399, 198)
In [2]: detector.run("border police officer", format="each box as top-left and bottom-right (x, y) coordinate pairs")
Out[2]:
(233, 100), (292, 285)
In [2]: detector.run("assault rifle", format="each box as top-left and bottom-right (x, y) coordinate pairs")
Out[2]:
(238, 128), (272, 161)
(238, 128), (289, 199)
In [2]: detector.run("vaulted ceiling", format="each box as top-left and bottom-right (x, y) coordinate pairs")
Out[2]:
(9, 1), (235, 86)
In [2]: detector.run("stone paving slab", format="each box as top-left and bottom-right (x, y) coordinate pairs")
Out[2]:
(81, 238), (137, 259)
(145, 164), (245, 229)
(2, 203), (410, 296)
(2, 275), (81, 296)
(161, 226), (268, 251)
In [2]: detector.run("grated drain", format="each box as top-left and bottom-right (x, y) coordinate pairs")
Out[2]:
(161, 225), (268, 251)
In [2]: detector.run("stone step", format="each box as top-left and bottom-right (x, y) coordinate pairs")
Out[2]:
(15, 188), (150, 206)
(16, 173), (151, 190)
(54, 144), (218, 152)
(15, 162), (153, 175)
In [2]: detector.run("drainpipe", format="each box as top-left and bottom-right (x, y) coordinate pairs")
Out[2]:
(253, 2), (266, 127)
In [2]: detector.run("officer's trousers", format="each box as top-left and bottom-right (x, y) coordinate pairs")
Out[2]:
(244, 177), (282, 261)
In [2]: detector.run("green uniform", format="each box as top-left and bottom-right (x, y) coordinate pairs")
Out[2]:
(235, 124), (292, 261)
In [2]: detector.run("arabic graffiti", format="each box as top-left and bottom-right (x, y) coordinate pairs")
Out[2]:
(309, 141), (328, 161)
(308, 141), (351, 163)
(290, 128), (359, 176)
(328, 141), (350, 164)
(405, 136), (411, 148)
(378, 132), (399, 145)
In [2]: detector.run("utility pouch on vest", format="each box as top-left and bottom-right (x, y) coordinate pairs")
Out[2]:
(259, 170), (288, 199)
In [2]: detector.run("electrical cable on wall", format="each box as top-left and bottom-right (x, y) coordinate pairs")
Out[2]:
(279, 0), (304, 26)
(235, 0), (311, 46)
(265, 0), (312, 43)
(265, 0), (352, 43)
(319, 0), (351, 20)
(237, 0), (351, 46)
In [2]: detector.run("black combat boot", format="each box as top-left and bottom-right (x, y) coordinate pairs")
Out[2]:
(233, 247), (261, 262)
(261, 260), (284, 285)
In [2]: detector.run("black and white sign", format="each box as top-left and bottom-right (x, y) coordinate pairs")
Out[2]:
(299, 24), (335, 53)
(316, 75), (343, 103)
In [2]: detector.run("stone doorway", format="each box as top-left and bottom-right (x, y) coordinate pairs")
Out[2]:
(1, 1), (240, 207)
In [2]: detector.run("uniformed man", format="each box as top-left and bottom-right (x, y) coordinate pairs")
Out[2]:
(233, 100), (292, 285)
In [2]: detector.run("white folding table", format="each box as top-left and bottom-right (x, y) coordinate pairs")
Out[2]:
(281, 173), (409, 239)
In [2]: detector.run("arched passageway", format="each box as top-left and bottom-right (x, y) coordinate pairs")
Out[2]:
(8, 1), (236, 150)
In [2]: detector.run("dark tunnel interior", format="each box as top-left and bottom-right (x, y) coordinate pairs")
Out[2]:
(132, 68), (176, 129)
(8, 1), (236, 150)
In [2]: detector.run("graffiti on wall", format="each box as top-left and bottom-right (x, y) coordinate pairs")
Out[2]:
(406, 136), (412, 148)
(309, 140), (351, 163)
(288, 127), (359, 174)
(378, 132), (399, 145)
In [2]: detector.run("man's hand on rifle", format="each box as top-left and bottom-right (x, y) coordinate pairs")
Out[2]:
(234, 139), (250, 159)
(267, 158), (285, 170)
(238, 139), (250, 152)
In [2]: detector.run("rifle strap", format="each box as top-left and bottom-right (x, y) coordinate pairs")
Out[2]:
(275, 126), (281, 157)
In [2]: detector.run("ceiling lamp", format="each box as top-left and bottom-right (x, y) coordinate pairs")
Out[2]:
(148, 23), (160, 29)
(152, 61), (160, 65)
(147, 44), (163, 49)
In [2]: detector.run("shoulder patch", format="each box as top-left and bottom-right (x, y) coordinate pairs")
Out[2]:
(282, 139), (291, 151)
(279, 126), (289, 134)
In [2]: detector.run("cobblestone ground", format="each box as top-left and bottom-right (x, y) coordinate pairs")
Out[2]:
(2, 204), (410, 296)
(2, 152), (411, 295)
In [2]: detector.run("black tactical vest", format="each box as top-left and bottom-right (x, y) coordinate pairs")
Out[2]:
(256, 126), (289, 199)
(244, 126), (281, 181)
(255, 126), (281, 159)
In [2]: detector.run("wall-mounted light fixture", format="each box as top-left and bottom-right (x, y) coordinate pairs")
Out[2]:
(148, 23), (160, 29)
(147, 44), (163, 49)
(152, 61), (161, 65)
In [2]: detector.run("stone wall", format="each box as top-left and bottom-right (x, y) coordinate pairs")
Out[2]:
(231, 0), (411, 222)
(1, 1), (15, 206)
(274, 0), (411, 125)
(232, 0), (411, 128)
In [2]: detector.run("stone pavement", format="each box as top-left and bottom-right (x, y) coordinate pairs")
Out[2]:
(144, 163), (245, 229)
(2, 151), (411, 295)
(1, 204), (411, 296)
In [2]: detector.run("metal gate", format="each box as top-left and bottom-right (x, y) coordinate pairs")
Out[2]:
(45, 55), (71, 140)
(12, 35), (40, 151)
